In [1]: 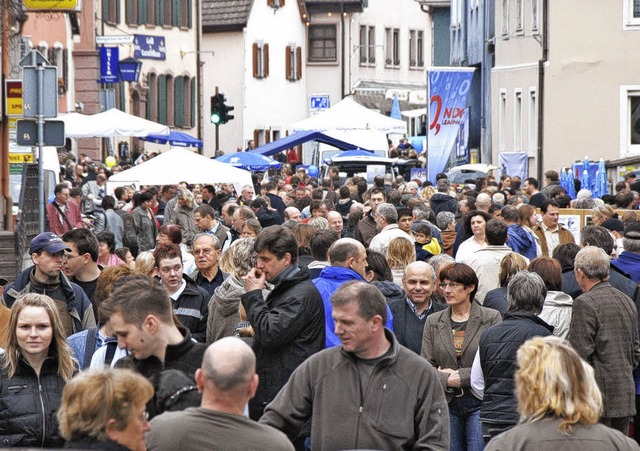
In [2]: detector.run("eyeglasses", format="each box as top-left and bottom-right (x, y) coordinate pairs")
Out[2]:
(139, 411), (149, 423)
(193, 248), (214, 256)
(439, 282), (462, 290)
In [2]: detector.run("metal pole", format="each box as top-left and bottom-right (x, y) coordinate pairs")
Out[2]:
(37, 62), (45, 233)
(214, 85), (219, 153)
(1, 0), (14, 231)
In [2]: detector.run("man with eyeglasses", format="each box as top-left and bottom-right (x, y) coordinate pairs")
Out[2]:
(1, 232), (96, 338)
(46, 183), (85, 236)
(389, 261), (447, 354)
(189, 234), (228, 298)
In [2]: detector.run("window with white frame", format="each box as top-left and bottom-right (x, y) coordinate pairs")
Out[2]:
(515, 0), (523, 33)
(531, 0), (540, 32)
(359, 25), (375, 66)
(501, 0), (509, 36)
(514, 89), (523, 150)
(624, 0), (640, 29)
(409, 30), (424, 68)
(451, 0), (463, 28)
(286, 45), (302, 81)
(620, 87), (640, 155)
(499, 90), (507, 151)
(385, 28), (400, 67)
(528, 88), (537, 156)
(252, 42), (269, 79)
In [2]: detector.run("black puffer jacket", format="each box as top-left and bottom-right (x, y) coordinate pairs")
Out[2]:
(0, 354), (67, 448)
(241, 266), (325, 420)
(479, 313), (553, 431)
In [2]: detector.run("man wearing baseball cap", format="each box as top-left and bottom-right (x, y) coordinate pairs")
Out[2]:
(1, 232), (95, 337)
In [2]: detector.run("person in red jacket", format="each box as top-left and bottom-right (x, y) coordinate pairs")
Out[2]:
(46, 183), (85, 235)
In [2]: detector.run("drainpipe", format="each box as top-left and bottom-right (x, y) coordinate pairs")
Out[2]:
(341, 3), (346, 98)
(536, 0), (548, 181)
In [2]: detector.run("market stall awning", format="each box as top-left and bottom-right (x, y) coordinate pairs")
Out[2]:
(250, 130), (368, 157)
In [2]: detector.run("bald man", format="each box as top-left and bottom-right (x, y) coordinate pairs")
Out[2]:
(326, 211), (344, 236)
(147, 337), (293, 451)
(388, 261), (446, 354)
(313, 238), (394, 348)
(284, 206), (301, 222)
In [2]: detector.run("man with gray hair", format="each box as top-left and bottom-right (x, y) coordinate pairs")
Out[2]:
(147, 337), (294, 451)
(389, 261), (446, 354)
(471, 271), (553, 439)
(569, 246), (640, 434)
(261, 281), (450, 450)
(369, 203), (412, 255)
(430, 178), (457, 216)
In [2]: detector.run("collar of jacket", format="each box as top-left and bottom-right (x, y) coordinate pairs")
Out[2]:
(340, 327), (399, 366)
(502, 311), (554, 332)
(164, 326), (197, 362)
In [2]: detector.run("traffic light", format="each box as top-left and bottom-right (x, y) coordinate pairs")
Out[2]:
(210, 94), (222, 125)
(218, 93), (235, 124)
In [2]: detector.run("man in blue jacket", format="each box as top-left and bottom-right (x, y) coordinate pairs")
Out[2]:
(313, 238), (393, 348)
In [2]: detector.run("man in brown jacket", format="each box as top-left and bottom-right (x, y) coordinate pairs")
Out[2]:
(533, 199), (575, 256)
(569, 246), (640, 434)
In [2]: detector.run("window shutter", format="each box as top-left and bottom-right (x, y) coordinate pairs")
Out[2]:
(266, 129), (271, 144)
(267, 0), (274, 6)
(296, 46), (302, 80)
(139, 0), (147, 24)
(102, 0), (109, 22)
(158, 75), (167, 125)
(116, 0), (121, 22)
(174, 76), (184, 127)
(253, 129), (260, 145)
(126, 0), (132, 23)
(190, 77), (196, 127)
(263, 43), (269, 78)
(280, 0), (285, 5)
(285, 45), (292, 80)
(253, 43), (259, 78)
(187, 0), (192, 28)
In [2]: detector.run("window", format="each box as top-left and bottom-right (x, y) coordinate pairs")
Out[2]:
(499, 90), (507, 151)
(514, 89), (522, 150)
(174, 76), (184, 127)
(267, 0), (285, 7)
(408, 30), (424, 68)
(47, 45), (67, 95)
(359, 25), (376, 66)
(515, 0), (523, 33)
(451, 0), (463, 28)
(253, 42), (269, 78)
(528, 88), (537, 156)
(146, 73), (158, 122)
(501, 0), (509, 36)
(166, 75), (174, 126)
(531, 0), (540, 32)
(620, 87), (640, 155)
(624, 0), (640, 29)
(158, 75), (167, 124)
(385, 28), (400, 67)
(308, 24), (337, 62)
(286, 45), (302, 81)
(126, 0), (137, 24)
(102, 0), (120, 23)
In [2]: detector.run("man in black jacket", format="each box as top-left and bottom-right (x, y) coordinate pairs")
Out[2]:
(389, 261), (446, 354)
(154, 243), (209, 342)
(103, 276), (207, 418)
(241, 225), (325, 421)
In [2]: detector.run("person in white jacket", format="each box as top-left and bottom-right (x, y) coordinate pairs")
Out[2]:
(528, 256), (573, 338)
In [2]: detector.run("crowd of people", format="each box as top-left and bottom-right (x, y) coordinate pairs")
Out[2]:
(1, 157), (640, 450)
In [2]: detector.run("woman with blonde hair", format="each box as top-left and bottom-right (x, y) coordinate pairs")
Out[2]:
(206, 238), (259, 343)
(165, 188), (199, 245)
(58, 368), (154, 450)
(0, 293), (77, 447)
(591, 204), (616, 227)
(486, 336), (638, 449)
(483, 253), (528, 314)
(134, 251), (156, 277)
(386, 237), (416, 286)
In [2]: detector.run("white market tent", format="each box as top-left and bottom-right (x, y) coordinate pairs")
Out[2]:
(290, 97), (407, 134)
(59, 108), (170, 137)
(108, 147), (253, 195)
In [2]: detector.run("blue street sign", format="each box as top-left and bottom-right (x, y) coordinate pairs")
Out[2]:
(309, 95), (329, 110)
(100, 47), (120, 83)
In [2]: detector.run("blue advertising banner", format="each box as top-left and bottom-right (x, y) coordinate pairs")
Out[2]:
(427, 67), (475, 183)
(133, 35), (166, 60)
(99, 47), (119, 83)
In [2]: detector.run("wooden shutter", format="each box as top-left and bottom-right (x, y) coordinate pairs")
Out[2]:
(253, 129), (260, 145)
(252, 43), (259, 78)
(267, 0), (274, 5)
(296, 46), (302, 80)
(280, 0), (285, 5)
(266, 129), (271, 144)
(285, 45), (292, 80)
(263, 44), (269, 78)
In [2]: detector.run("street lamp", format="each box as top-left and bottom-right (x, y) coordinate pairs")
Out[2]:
(118, 57), (142, 82)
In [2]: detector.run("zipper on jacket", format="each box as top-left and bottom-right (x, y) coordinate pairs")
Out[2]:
(37, 378), (46, 448)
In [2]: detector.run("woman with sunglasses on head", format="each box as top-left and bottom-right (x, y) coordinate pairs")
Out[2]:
(421, 263), (501, 451)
